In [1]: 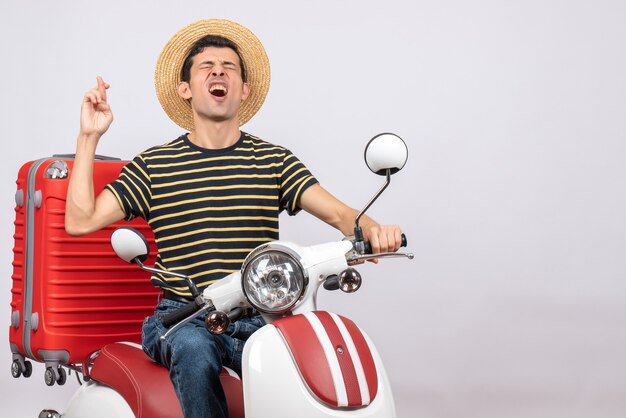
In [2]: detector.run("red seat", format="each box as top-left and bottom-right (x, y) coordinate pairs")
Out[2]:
(90, 342), (244, 418)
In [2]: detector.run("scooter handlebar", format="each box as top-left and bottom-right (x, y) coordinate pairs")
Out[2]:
(160, 299), (203, 328)
(363, 233), (407, 254)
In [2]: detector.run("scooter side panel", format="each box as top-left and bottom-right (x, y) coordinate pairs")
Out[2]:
(63, 380), (135, 418)
(242, 323), (396, 418)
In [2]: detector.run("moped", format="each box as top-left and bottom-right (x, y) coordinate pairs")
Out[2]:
(39, 133), (413, 418)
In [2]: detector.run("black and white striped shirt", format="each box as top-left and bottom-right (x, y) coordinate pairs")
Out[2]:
(106, 132), (318, 296)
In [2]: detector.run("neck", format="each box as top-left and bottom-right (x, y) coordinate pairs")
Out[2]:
(188, 118), (241, 149)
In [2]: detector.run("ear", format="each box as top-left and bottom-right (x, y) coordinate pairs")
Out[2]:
(241, 82), (250, 102)
(177, 81), (192, 100)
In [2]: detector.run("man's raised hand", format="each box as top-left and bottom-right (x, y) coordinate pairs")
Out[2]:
(80, 76), (113, 138)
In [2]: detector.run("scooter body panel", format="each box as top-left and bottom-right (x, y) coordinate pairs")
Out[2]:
(242, 318), (396, 418)
(63, 380), (134, 418)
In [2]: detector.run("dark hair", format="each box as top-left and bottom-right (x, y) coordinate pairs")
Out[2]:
(180, 35), (247, 83)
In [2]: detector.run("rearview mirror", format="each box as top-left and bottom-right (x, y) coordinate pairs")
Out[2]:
(110, 227), (150, 264)
(364, 133), (408, 176)
(354, 133), (409, 246)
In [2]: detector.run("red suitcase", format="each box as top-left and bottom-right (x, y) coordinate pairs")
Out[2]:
(9, 155), (160, 386)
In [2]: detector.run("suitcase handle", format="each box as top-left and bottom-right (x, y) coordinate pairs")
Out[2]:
(52, 154), (122, 161)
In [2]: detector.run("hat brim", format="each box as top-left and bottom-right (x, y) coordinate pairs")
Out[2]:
(155, 19), (270, 130)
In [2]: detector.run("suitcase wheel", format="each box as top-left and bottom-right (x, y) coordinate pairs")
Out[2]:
(44, 367), (54, 386)
(56, 367), (67, 385)
(44, 366), (66, 386)
(22, 360), (32, 377)
(11, 359), (31, 378)
(11, 360), (21, 378)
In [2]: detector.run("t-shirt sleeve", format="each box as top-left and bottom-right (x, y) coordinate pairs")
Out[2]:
(105, 155), (152, 221)
(279, 149), (319, 216)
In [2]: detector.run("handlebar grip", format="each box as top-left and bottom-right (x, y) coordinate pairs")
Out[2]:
(160, 300), (202, 328)
(363, 233), (407, 254)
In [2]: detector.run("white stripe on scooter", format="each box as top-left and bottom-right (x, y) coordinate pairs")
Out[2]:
(329, 312), (371, 405)
(303, 312), (348, 407)
(222, 366), (240, 380)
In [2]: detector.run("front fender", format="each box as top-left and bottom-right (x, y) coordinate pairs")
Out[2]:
(242, 311), (396, 418)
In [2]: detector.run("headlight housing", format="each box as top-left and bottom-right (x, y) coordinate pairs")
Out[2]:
(241, 244), (307, 314)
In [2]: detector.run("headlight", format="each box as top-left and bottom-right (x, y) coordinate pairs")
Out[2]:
(241, 245), (307, 314)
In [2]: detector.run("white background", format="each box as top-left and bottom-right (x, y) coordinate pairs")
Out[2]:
(1, 1), (625, 417)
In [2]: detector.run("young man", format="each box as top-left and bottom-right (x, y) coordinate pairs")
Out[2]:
(65, 19), (403, 418)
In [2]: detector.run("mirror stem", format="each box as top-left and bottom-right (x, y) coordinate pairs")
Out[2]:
(354, 169), (391, 235)
(133, 258), (201, 298)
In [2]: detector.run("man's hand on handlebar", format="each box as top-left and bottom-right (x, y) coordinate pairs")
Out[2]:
(364, 224), (403, 263)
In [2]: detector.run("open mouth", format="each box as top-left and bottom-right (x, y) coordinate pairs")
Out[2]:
(209, 85), (228, 97)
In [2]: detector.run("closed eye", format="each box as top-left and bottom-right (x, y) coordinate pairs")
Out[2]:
(198, 60), (238, 71)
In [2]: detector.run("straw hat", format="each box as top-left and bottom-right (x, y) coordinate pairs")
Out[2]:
(155, 19), (270, 130)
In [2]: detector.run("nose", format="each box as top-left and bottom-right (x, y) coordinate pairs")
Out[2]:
(212, 65), (225, 77)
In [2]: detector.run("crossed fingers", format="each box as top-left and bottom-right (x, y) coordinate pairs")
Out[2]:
(84, 76), (110, 105)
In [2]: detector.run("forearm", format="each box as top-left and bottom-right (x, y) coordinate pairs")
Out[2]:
(299, 184), (376, 236)
(299, 184), (401, 252)
(65, 135), (100, 235)
(66, 76), (122, 236)
(328, 205), (378, 238)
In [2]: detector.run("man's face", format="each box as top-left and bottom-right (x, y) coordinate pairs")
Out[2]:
(178, 46), (249, 124)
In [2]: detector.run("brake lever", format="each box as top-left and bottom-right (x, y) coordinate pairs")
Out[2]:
(347, 251), (414, 265)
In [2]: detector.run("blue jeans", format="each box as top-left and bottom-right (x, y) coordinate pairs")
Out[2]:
(141, 299), (265, 418)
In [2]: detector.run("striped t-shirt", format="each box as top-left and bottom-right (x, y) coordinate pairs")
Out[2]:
(106, 132), (318, 296)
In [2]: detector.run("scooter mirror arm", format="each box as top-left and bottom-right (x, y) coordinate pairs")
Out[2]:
(354, 169), (391, 250)
(134, 258), (201, 298)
